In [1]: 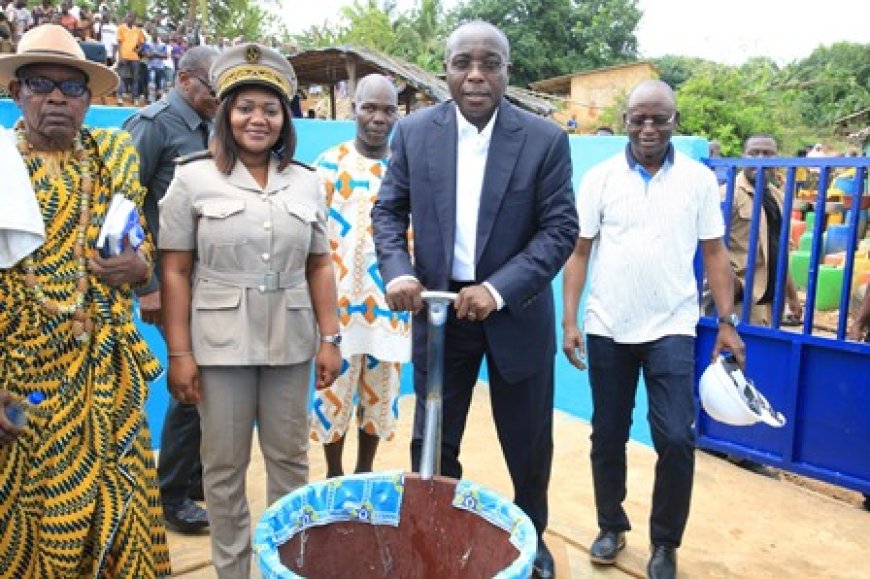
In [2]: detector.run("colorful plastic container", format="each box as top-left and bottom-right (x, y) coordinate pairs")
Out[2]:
(852, 254), (870, 289)
(823, 252), (845, 267)
(815, 265), (843, 311)
(826, 224), (852, 255)
(790, 220), (807, 248)
(789, 250), (811, 289)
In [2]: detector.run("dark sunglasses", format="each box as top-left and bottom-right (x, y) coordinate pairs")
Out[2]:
(20, 75), (89, 97)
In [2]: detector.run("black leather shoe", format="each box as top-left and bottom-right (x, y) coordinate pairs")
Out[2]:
(533, 539), (555, 578)
(590, 530), (625, 564)
(647, 545), (677, 579)
(163, 498), (209, 534)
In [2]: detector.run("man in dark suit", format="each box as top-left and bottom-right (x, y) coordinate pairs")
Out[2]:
(371, 20), (578, 578)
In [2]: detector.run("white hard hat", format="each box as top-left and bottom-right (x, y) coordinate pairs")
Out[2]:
(699, 355), (786, 428)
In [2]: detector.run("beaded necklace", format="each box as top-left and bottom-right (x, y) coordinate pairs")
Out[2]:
(15, 120), (94, 343)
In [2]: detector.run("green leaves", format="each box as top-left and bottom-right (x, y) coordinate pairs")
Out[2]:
(662, 42), (870, 155)
(455, 0), (641, 86)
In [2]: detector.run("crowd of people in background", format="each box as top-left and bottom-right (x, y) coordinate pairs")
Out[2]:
(0, 1), (287, 105)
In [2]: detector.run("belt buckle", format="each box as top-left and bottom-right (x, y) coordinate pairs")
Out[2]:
(261, 271), (280, 293)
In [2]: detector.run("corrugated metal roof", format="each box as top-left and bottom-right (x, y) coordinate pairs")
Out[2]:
(288, 45), (555, 116)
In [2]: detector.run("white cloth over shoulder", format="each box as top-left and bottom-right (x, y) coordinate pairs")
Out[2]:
(0, 127), (44, 268)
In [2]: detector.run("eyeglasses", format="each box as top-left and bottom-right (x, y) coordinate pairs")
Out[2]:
(191, 74), (216, 97)
(20, 75), (89, 97)
(625, 113), (676, 129)
(447, 56), (508, 74)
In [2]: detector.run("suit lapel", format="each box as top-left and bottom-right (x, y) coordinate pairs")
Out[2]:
(476, 100), (524, 263)
(426, 103), (458, 275)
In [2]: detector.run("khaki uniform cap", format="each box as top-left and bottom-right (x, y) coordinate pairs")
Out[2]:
(210, 43), (297, 101)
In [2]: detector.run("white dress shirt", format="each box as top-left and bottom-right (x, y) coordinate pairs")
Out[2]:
(451, 106), (496, 281)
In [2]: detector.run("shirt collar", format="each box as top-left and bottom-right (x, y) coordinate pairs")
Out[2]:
(168, 89), (211, 132)
(624, 142), (675, 171)
(455, 104), (498, 143)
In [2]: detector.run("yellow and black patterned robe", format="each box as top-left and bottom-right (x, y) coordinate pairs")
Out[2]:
(0, 127), (171, 578)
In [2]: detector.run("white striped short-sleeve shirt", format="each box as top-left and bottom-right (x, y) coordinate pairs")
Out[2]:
(577, 146), (724, 343)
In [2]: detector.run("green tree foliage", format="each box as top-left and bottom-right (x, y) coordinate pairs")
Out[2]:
(336, 0), (400, 53)
(294, 0), (453, 71)
(454, 0), (641, 86)
(659, 42), (869, 156)
(289, 0), (864, 155)
(654, 55), (712, 91)
(781, 42), (870, 126)
(393, 0), (456, 71)
(112, 0), (279, 42)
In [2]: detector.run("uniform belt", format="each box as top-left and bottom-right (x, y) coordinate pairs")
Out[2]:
(196, 265), (305, 293)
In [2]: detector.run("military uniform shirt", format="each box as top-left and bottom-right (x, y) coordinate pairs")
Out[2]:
(158, 156), (329, 366)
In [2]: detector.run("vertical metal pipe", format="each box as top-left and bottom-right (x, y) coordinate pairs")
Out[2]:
(419, 291), (456, 481)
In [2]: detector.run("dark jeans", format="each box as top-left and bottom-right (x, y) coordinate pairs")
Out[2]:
(117, 58), (141, 99)
(158, 398), (203, 507)
(409, 307), (554, 535)
(586, 334), (696, 548)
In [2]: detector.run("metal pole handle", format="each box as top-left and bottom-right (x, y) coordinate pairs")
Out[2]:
(419, 291), (457, 480)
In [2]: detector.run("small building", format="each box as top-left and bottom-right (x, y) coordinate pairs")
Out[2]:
(529, 61), (658, 133)
(834, 106), (870, 156)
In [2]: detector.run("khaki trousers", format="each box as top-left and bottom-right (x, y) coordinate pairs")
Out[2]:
(198, 363), (311, 579)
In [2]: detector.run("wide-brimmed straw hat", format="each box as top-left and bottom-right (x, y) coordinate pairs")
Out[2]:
(0, 24), (119, 97)
(210, 43), (297, 102)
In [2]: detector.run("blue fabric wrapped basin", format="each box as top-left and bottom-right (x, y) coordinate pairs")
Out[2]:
(254, 471), (537, 578)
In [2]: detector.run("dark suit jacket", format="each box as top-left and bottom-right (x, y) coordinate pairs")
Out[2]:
(372, 99), (578, 382)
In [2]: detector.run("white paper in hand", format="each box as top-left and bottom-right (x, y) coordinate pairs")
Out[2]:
(97, 194), (145, 257)
(0, 128), (45, 268)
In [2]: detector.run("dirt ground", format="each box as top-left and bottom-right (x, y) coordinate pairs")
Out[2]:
(779, 471), (866, 508)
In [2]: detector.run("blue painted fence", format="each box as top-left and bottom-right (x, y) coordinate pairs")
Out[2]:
(701, 156), (870, 494)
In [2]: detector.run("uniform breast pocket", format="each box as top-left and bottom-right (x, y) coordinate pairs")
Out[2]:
(284, 201), (318, 254)
(736, 198), (755, 223)
(199, 200), (246, 245)
(192, 284), (242, 350)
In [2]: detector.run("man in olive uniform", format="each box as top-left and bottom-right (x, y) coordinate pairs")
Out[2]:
(123, 44), (218, 534)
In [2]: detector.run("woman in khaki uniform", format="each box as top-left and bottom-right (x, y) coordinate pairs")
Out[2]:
(159, 43), (341, 579)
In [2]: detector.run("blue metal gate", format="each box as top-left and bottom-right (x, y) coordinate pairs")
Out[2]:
(698, 156), (870, 494)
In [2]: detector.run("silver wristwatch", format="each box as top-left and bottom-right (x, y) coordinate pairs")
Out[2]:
(320, 333), (342, 345)
(717, 313), (740, 327)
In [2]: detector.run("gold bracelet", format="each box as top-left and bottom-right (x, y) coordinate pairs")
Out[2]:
(167, 351), (193, 358)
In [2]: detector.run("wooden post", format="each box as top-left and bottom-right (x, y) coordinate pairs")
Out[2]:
(345, 57), (357, 108)
(405, 90), (414, 116)
(329, 83), (335, 120)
